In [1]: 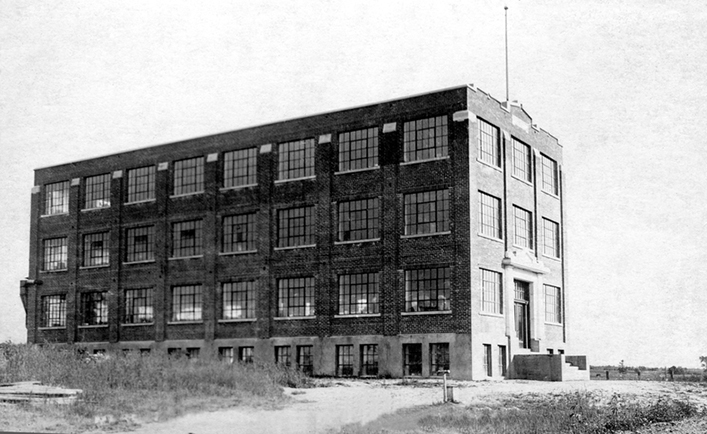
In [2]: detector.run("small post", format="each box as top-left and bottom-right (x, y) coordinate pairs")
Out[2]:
(438, 369), (450, 402)
(606, 370), (609, 380)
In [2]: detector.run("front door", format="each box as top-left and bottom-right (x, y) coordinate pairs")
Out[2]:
(514, 280), (530, 349)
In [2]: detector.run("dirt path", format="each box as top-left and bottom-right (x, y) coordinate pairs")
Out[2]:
(116, 380), (707, 434)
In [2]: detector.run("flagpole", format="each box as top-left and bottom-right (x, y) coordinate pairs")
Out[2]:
(505, 5), (509, 103)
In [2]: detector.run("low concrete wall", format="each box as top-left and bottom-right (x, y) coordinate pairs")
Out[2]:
(512, 354), (563, 381)
(565, 355), (587, 370)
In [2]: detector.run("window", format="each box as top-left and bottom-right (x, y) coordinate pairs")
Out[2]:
(126, 226), (155, 263)
(336, 345), (353, 376)
(275, 346), (291, 367)
(513, 206), (533, 249)
(127, 166), (156, 203)
(498, 345), (507, 377)
(403, 344), (422, 376)
(186, 348), (200, 359)
(541, 154), (559, 195)
(41, 295), (66, 328)
(44, 181), (69, 215)
(79, 292), (108, 326)
(277, 277), (315, 317)
(171, 285), (202, 322)
(171, 220), (202, 257)
(223, 214), (256, 253)
(542, 218), (561, 258)
(83, 232), (110, 267)
(360, 345), (378, 376)
(297, 345), (313, 375)
(512, 139), (532, 182)
(479, 192), (502, 239)
(478, 119), (501, 167)
(430, 343), (450, 374)
(239, 347), (254, 363)
(338, 272), (380, 315)
(224, 148), (257, 188)
(124, 288), (153, 324)
(545, 285), (562, 323)
(84, 174), (111, 209)
(404, 189), (450, 236)
(483, 344), (492, 376)
(337, 198), (380, 242)
(173, 157), (204, 195)
(404, 267), (451, 312)
(277, 206), (314, 248)
(43, 237), (67, 271)
(338, 127), (378, 172)
(481, 269), (503, 314)
(403, 116), (448, 162)
(219, 347), (234, 363)
(222, 281), (255, 319)
(277, 138), (315, 181)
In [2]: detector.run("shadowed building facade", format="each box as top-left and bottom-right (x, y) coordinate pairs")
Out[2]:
(20, 85), (586, 380)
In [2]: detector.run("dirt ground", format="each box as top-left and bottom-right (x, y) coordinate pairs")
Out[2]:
(109, 379), (707, 434)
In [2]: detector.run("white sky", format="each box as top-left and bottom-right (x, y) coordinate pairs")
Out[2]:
(1, 0), (705, 368)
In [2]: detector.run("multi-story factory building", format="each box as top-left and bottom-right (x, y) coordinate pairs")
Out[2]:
(21, 85), (587, 380)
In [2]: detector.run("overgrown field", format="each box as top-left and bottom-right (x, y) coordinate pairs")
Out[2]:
(0, 343), (307, 432)
(337, 390), (707, 434)
(590, 365), (705, 382)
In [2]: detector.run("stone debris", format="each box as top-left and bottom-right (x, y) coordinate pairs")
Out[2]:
(0, 381), (82, 404)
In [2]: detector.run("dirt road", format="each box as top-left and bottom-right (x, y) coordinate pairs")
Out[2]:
(116, 380), (707, 434)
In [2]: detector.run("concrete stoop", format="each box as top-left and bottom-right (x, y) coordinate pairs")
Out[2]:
(511, 354), (589, 381)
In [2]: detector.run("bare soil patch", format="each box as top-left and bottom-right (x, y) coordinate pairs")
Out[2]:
(112, 380), (707, 434)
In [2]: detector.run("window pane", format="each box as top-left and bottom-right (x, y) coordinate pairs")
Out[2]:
(126, 226), (155, 262)
(43, 237), (68, 271)
(277, 277), (315, 317)
(224, 148), (257, 188)
(543, 218), (560, 258)
(513, 206), (533, 249)
(41, 295), (66, 327)
(336, 345), (354, 376)
(403, 116), (448, 162)
(223, 214), (256, 252)
(124, 288), (153, 324)
(277, 206), (314, 248)
(84, 174), (111, 209)
(277, 139), (315, 180)
(479, 192), (502, 239)
(481, 269), (503, 314)
(404, 267), (451, 312)
(222, 281), (256, 319)
(338, 272), (380, 315)
(44, 181), (69, 215)
(512, 139), (532, 182)
(83, 232), (110, 267)
(338, 128), (378, 171)
(541, 155), (558, 195)
(127, 166), (156, 203)
(171, 285), (202, 322)
(360, 344), (378, 376)
(545, 285), (562, 323)
(171, 220), (203, 257)
(404, 189), (450, 235)
(79, 292), (108, 326)
(174, 157), (204, 195)
(338, 198), (379, 241)
(478, 119), (500, 167)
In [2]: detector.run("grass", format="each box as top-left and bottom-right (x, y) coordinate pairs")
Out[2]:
(336, 390), (706, 434)
(0, 343), (309, 432)
(590, 366), (706, 382)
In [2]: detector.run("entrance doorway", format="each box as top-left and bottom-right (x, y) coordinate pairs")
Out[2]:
(514, 280), (530, 349)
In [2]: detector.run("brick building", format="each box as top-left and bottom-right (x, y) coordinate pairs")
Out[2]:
(20, 85), (584, 380)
